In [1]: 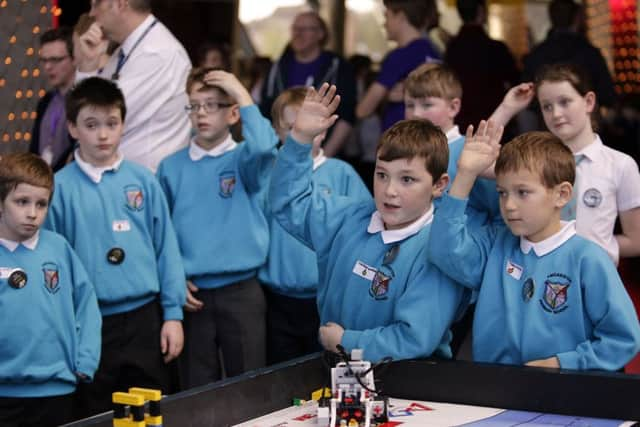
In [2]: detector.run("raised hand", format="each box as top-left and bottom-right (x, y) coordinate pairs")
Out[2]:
(290, 83), (341, 144)
(203, 70), (253, 107)
(457, 120), (503, 177)
(76, 22), (105, 72)
(490, 82), (535, 127)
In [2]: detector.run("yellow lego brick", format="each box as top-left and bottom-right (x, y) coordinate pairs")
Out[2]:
(311, 387), (332, 401)
(112, 392), (145, 406)
(129, 387), (162, 401)
(144, 414), (163, 426)
(113, 418), (145, 427)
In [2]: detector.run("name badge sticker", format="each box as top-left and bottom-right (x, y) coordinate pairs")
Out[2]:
(0, 267), (11, 279)
(112, 220), (131, 232)
(352, 260), (377, 281)
(506, 259), (523, 280)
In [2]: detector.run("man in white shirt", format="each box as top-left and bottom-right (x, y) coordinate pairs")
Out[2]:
(76, 0), (192, 172)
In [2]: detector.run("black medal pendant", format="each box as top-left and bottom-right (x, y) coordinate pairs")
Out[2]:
(522, 277), (535, 302)
(107, 248), (125, 265)
(8, 269), (27, 289)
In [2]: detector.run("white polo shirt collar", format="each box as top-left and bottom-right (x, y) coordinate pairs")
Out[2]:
(445, 125), (461, 143)
(75, 149), (124, 184)
(189, 134), (237, 161)
(367, 205), (434, 244)
(520, 220), (576, 257)
(313, 148), (327, 171)
(0, 231), (40, 252)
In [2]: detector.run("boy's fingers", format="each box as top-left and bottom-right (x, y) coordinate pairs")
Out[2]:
(327, 94), (341, 113)
(476, 120), (488, 137)
(316, 82), (330, 100)
(322, 85), (337, 106)
(465, 124), (474, 142)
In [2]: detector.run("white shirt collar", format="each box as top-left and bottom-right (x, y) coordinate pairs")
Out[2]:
(367, 205), (434, 244)
(520, 220), (576, 256)
(313, 148), (327, 171)
(120, 14), (155, 55)
(0, 230), (40, 252)
(74, 149), (124, 184)
(574, 134), (603, 163)
(188, 134), (237, 161)
(445, 125), (461, 143)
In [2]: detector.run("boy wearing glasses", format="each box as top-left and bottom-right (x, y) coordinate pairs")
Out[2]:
(157, 68), (277, 388)
(45, 77), (186, 418)
(270, 84), (467, 362)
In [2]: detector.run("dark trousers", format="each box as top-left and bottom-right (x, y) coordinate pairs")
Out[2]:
(264, 287), (321, 365)
(73, 301), (170, 420)
(179, 277), (266, 389)
(0, 393), (73, 427)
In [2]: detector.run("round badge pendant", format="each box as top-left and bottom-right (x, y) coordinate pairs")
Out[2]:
(522, 277), (535, 302)
(107, 248), (125, 265)
(8, 269), (28, 289)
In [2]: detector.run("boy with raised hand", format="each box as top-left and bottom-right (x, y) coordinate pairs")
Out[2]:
(270, 83), (467, 362)
(45, 77), (185, 417)
(157, 68), (275, 387)
(428, 123), (640, 370)
(404, 63), (501, 226)
(0, 153), (101, 426)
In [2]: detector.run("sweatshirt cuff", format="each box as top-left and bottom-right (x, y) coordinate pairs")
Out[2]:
(162, 305), (184, 322)
(438, 193), (469, 218)
(341, 329), (361, 354)
(556, 351), (580, 370)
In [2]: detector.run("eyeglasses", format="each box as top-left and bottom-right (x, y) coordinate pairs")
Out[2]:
(38, 55), (70, 65)
(185, 101), (234, 115)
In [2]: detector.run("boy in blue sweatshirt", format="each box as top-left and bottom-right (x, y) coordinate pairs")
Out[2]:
(270, 83), (467, 362)
(259, 86), (370, 365)
(45, 77), (186, 417)
(0, 153), (101, 427)
(428, 124), (640, 370)
(157, 68), (275, 388)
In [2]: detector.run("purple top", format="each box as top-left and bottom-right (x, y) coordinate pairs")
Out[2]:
(38, 91), (68, 166)
(376, 38), (440, 130)
(287, 52), (331, 87)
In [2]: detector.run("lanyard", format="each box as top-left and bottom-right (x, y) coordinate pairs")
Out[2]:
(111, 19), (158, 80)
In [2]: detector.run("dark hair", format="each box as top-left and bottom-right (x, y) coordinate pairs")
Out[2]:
(195, 40), (231, 71)
(377, 119), (448, 180)
(383, 0), (432, 30)
(549, 0), (580, 29)
(40, 26), (73, 57)
(495, 131), (575, 187)
(65, 77), (127, 124)
(534, 62), (593, 97)
(0, 153), (53, 202)
(456, 0), (485, 23)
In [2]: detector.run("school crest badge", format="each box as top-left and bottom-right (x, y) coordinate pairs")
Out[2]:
(369, 269), (391, 300)
(540, 273), (571, 313)
(219, 171), (236, 198)
(42, 262), (60, 294)
(124, 185), (144, 211)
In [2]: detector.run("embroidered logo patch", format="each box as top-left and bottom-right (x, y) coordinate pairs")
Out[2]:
(506, 260), (523, 280)
(219, 171), (236, 198)
(582, 188), (602, 208)
(369, 268), (392, 300)
(540, 273), (571, 313)
(42, 262), (60, 294)
(124, 185), (144, 211)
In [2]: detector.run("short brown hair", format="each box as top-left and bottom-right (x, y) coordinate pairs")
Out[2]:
(383, 0), (432, 30)
(0, 153), (53, 202)
(271, 86), (307, 130)
(495, 131), (575, 188)
(405, 63), (462, 100)
(185, 67), (243, 141)
(377, 119), (448, 180)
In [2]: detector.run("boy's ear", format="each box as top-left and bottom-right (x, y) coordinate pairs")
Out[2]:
(67, 121), (79, 140)
(432, 172), (449, 199)
(226, 104), (241, 126)
(555, 181), (573, 208)
(449, 98), (461, 118)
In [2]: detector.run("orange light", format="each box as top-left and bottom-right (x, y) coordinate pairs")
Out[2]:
(24, 132), (31, 141)
(0, 78), (5, 87)
(4, 57), (11, 65)
(26, 47), (34, 56)
(14, 132), (22, 141)
(7, 113), (15, 121)
(30, 112), (37, 119)
(15, 90), (23, 99)
(53, 7), (62, 17)
(0, 1), (7, 7)
(2, 134), (10, 143)
(32, 69), (40, 77)
(20, 111), (28, 120)
(38, 89), (46, 97)
(9, 35), (16, 44)
(32, 26), (40, 35)
(40, 5), (48, 13)
(20, 69), (29, 78)
(26, 90), (33, 98)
